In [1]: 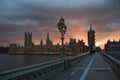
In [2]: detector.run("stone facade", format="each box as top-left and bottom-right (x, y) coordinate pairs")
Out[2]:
(9, 32), (88, 55)
(105, 40), (120, 51)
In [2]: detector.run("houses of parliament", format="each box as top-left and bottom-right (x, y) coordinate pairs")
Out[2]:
(9, 18), (96, 55)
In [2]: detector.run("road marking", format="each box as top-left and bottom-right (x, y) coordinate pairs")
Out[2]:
(80, 54), (95, 80)
(72, 68), (111, 70)
(70, 72), (76, 76)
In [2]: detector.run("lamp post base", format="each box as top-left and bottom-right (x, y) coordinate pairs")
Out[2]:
(60, 47), (65, 58)
(60, 36), (65, 58)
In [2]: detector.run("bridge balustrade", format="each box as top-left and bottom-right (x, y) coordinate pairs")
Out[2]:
(0, 52), (89, 80)
(70, 52), (89, 65)
(102, 53), (120, 79)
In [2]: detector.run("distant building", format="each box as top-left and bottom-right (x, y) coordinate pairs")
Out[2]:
(105, 40), (120, 51)
(46, 34), (53, 46)
(0, 47), (9, 54)
(96, 47), (101, 52)
(88, 25), (95, 52)
(9, 32), (88, 55)
(9, 17), (88, 55)
(69, 38), (87, 55)
(40, 39), (43, 45)
(24, 32), (33, 47)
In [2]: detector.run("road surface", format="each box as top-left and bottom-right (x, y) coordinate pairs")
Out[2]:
(48, 52), (118, 80)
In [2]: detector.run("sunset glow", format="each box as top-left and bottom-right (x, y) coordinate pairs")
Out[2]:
(0, 0), (120, 49)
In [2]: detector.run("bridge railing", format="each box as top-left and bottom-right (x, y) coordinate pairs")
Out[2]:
(70, 52), (89, 65)
(63, 52), (89, 69)
(0, 59), (64, 80)
(0, 52), (89, 80)
(102, 53), (120, 79)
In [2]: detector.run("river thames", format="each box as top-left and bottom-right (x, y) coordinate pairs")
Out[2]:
(0, 52), (119, 73)
(0, 54), (60, 72)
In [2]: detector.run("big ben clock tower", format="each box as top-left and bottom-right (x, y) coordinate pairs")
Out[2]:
(88, 25), (95, 52)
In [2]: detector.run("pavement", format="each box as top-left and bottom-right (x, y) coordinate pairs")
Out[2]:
(48, 52), (118, 80)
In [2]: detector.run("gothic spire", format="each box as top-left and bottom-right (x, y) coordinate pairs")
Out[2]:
(40, 39), (43, 45)
(47, 33), (50, 41)
(89, 24), (95, 32)
(90, 24), (92, 31)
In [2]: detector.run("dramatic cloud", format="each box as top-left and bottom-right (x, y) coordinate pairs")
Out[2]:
(0, 0), (120, 49)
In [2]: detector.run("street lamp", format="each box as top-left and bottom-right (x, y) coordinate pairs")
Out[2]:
(57, 17), (67, 58)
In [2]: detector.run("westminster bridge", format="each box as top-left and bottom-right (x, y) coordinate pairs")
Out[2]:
(0, 52), (120, 80)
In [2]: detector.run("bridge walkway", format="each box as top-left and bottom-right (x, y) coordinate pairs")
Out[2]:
(48, 52), (118, 80)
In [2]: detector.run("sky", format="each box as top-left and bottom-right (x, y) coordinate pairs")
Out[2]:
(0, 0), (120, 49)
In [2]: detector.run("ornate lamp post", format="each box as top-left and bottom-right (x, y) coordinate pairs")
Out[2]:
(57, 17), (67, 58)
